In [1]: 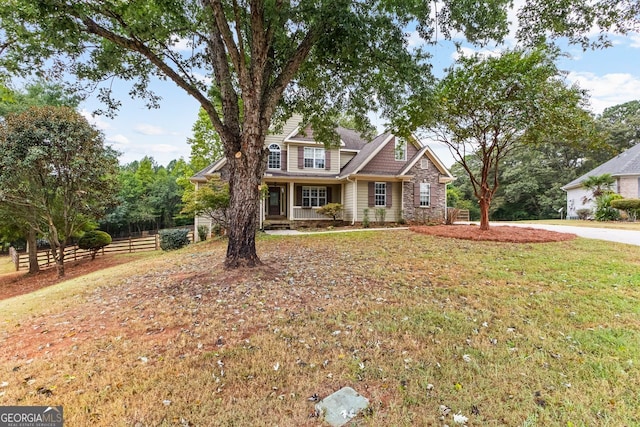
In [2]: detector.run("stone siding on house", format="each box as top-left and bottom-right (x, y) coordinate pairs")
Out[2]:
(402, 158), (447, 223)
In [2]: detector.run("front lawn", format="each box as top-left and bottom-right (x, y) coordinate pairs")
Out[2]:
(1, 231), (638, 426)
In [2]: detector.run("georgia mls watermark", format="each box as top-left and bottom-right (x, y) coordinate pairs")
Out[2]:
(0, 406), (63, 427)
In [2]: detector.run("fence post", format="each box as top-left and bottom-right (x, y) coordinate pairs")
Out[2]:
(155, 234), (160, 250)
(129, 236), (132, 253)
(9, 247), (19, 271)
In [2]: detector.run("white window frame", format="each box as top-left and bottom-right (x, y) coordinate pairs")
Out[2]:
(268, 143), (281, 169)
(394, 138), (407, 161)
(419, 182), (431, 207)
(374, 182), (386, 207)
(302, 186), (327, 207)
(304, 147), (325, 169)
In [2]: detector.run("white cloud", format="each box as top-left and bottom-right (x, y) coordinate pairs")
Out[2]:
(566, 71), (640, 114)
(451, 46), (501, 62)
(629, 33), (640, 48)
(406, 30), (424, 48)
(171, 36), (193, 51)
(80, 109), (111, 130)
(134, 123), (167, 135)
(106, 134), (130, 145)
(192, 71), (213, 86)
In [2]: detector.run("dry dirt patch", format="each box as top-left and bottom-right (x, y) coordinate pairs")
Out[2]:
(0, 254), (149, 301)
(410, 224), (576, 243)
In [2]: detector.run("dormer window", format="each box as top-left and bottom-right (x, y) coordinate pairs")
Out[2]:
(268, 143), (281, 169)
(395, 138), (407, 161)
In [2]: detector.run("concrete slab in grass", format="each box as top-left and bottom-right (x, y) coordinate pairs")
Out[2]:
(315, 386), (369, 427)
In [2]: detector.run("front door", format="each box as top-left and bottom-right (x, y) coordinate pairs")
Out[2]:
(268, 187), (281, 216)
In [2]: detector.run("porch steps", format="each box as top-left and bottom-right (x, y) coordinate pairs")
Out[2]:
(263, 220), (293, 230)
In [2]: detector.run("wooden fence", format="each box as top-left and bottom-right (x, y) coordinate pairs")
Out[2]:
(455, 209), (470, 222)
(10, 231), (193, 271)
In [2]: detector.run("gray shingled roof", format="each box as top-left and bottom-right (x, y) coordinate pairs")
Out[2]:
(335, 127), (368, 150)
(563, 143), (640, 189)
(191, 158), (226, 180)
(290, 125), (368, 150)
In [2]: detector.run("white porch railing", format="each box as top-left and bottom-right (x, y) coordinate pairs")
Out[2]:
(292, 206), (332, 220)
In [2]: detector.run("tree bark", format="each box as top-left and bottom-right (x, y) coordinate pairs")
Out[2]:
(479, 197), (491, 230)
(55, 253), (65, 278)
(27, 228), (39, 274)
(223, 124), (268, 268)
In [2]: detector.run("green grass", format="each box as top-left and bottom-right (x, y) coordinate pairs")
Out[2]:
(0, 232), (639, 426)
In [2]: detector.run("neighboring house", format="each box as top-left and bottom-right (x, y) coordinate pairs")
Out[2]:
(562, 143), (640, 218)
(191, 114), (454, 238)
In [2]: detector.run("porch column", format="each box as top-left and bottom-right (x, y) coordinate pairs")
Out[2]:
(289, 182), (295, 220)
(352, 179), (358, 224)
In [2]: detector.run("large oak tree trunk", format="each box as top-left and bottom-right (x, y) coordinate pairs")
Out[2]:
(224, 122), (268, 269)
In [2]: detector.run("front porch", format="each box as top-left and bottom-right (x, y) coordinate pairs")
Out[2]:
(262, 182), (342, 225)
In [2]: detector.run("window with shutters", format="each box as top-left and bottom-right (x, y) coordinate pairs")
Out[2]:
(303, 147), (325, 169)
(268, 144), (281, 169)
(374, 182), (386, 207)
(302, 186), (327, 207)
(420, 182), (430, 207)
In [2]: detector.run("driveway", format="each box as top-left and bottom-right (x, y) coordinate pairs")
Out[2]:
(496, 222), (640, 247)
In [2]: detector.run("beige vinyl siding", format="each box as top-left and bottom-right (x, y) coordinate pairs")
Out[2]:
(265, 115), (301, 147)
(340, 151), (356, 168)
(355, 180), (401, 222)
(343, 180), (356, 222)
(288, 145), (340, 174)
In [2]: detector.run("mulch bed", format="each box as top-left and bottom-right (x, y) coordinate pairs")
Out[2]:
(409, 224), (577, 243)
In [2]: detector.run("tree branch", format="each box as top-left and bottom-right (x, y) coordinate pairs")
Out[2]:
(77, 14), (228, 138)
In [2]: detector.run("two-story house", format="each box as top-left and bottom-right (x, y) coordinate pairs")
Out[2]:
(191, 115), (454, 237)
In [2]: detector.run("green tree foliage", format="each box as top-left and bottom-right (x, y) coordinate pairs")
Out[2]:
(580, 173), (620, 221)
(102, 157), (189, 236)
(590, 100), (640, 166)
(581, 174), (616, 202)
(450, 100), (640, 222)
(182, 177), (230, 234)
(0, 79), (84, 269)
(428, 47), (593, 230)
(0, 106), (119, 277)
(0, 79), (81, 116)
(595, 193), (623, 221)
(78, 230), (112, 260)
(317, 203), (344, 222)
(492, 142), (587, 220)
(1, 1), (635, 267)
(610, 198), (640, 221)
(159, 229), (191, 251)
(187, 108), (224, 173)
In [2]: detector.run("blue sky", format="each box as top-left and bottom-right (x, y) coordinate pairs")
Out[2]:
(79, 30), (640, 169)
